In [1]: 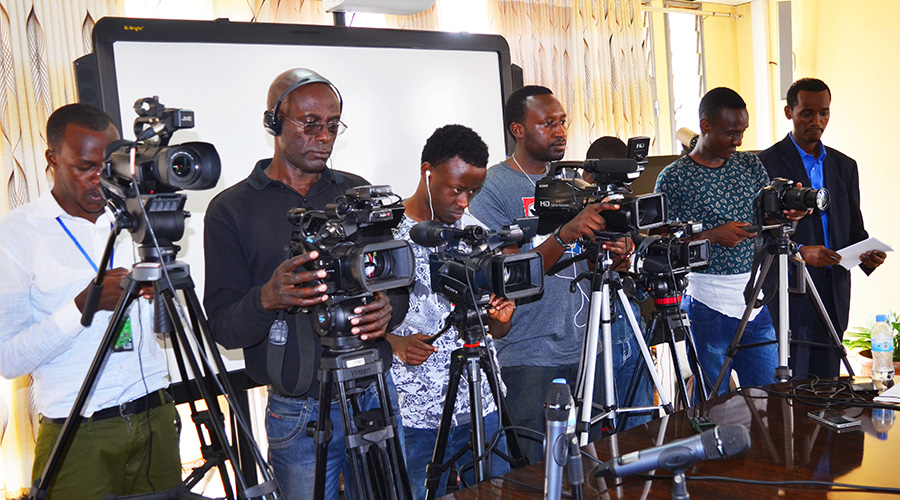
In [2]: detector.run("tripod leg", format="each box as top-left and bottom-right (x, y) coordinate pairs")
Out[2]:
(664, 325), (691, 410)
(576, 289), (604, 446)
(464, 352), (488, 483)
(313, 371), (335, 500)
(803, 267), (856, 377)
(424, 349), (465, 500)
(30, 278), (141, 500)
(711, 252), (774, 395)
(479, 349), (527, 469)
(677, 313), (711, 403)
(616, 289), (674, 415)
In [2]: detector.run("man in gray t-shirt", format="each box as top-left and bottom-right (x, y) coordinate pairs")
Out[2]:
(469, 86), (626, 462)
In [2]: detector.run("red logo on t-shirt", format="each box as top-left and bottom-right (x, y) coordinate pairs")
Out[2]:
(522, 197), (536, 216)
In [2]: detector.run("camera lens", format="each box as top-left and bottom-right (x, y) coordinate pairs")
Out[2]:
(169, 150), (197, 178)
(363, 251), (389, 279)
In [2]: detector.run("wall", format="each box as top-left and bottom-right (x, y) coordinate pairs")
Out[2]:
(785, 0), (900, 330)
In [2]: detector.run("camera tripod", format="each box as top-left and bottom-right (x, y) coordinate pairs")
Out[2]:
(568, 241), (675, 446)
(311, 295), (412, 500)
(423, 302), (528, 500)
(711, 223), (855, 394)
(30, 228), (279, 500)
(642, 274), (713, 409)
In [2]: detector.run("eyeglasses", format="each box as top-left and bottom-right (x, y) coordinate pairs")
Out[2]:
(537, 118), (569, 131)
(280, 113), (348, 136)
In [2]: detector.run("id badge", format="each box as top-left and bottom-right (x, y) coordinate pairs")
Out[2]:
(113, 315), (134, 352)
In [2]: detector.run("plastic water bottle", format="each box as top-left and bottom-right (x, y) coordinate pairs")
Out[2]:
(871, 314), (895, 390)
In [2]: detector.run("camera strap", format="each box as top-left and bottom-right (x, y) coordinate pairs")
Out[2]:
(266, 311), (316, 397)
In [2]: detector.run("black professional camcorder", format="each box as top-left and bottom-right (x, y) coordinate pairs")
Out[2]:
(533, 137), (667, 236)
(287, 186), (414, 346)
(755, 177), (830, 223)
(629, 222), (710, 302)
(100, 96), (221, 248)
(633, 222), (710, 276)
(409, 218), (544, 305)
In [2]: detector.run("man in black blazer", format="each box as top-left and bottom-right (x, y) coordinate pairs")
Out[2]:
(758, 78), (886, 378)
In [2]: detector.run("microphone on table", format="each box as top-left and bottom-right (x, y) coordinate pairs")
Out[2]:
(592, 424), (751, 478)
(543, 378), (573, 500)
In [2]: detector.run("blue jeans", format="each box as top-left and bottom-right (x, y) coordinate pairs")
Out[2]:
(403, 411), (509, 500)
(682, 295), (778, 396)
(265, 375), (405, 500)
(597, 300), (654, 432)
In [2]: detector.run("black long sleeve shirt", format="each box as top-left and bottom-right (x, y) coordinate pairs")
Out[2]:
(203, 160), (406, 399)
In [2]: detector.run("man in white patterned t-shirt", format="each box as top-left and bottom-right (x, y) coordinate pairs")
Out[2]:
(388, 124), (515, 500)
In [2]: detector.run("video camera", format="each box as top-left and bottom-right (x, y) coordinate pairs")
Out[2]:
(100, 96), (220, 250)
(534, 137), (667, 236)
(755, 177), (829, 223)
(409, 218), (544, 305)
(287, 186), (414, 348)
(630, 222), (710, 301)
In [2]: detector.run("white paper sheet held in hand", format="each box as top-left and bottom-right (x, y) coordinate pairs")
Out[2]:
(836, 237), (893, 270)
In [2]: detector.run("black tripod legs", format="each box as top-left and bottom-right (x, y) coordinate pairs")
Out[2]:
(424, 345), (525, 500)
(312, 348), (411, 500)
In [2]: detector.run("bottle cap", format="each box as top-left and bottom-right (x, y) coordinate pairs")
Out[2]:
(877, 314), (888, 322)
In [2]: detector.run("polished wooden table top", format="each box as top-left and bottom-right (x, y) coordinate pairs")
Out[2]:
(443, 380), (900, 499)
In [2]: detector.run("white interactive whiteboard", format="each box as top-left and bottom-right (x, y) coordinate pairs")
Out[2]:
(79, 17), (513, 378)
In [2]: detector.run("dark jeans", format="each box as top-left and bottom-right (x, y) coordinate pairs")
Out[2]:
(502, 364), (579, 464)
(403, 411), (509, 500)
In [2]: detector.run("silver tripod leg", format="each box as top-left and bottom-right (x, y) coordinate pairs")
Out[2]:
(775, 253), (792, 381)
(576, 285), (674, 446)
(802, 266), (856, 376)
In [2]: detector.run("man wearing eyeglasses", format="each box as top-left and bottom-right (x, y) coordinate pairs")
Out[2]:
(203, 68), (408, 500)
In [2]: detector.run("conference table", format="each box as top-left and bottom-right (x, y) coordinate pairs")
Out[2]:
(442, 379), (899, 499)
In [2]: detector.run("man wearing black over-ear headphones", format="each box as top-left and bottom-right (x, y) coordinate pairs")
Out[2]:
(203, 68), (409, 500)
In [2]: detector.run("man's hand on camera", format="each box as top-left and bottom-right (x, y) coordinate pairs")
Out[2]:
(799, 245), (841, 267)
(487, 294), (515, 323)
(260, 251), (329, 312)
(350, 291), (392, 341)
(389, 333), (437, 366)
(558, 201), (620, 244)
(704, 221), (756, 247)
(75, 267), (131, 313)
(603, 236), (631, 256)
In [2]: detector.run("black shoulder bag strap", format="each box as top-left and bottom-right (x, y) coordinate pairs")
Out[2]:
(266, 310), (316, 397)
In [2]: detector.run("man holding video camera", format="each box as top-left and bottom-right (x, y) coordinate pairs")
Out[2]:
(387, 124), (515, 499)
(759, 78), (886, 378)
(0, 103), (180, 500)
(203, 68), (408, 500)
(656, 88), (808, 395)
(469, 86), (626, 462)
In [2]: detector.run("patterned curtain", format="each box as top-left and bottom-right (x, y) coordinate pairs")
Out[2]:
(487, 0), (655, 158)
(0, 3), (119, 496)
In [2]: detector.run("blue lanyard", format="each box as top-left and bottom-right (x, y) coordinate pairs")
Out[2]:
(56, 216), (114, 272)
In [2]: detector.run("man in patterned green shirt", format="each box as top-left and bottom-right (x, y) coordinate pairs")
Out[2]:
(655, 87), (777, 395)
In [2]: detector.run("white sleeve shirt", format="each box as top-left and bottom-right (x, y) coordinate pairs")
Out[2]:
(0, 192), (170, 418)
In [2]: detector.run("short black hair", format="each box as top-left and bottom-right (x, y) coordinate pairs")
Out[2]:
(504, 85), (553, 135)
(698, 87), (746, 123)
(421, 124), (489, 169)
(47, 103), (115, 150)
(586, 136), (628, 160)
(786, 78), (831, 109)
